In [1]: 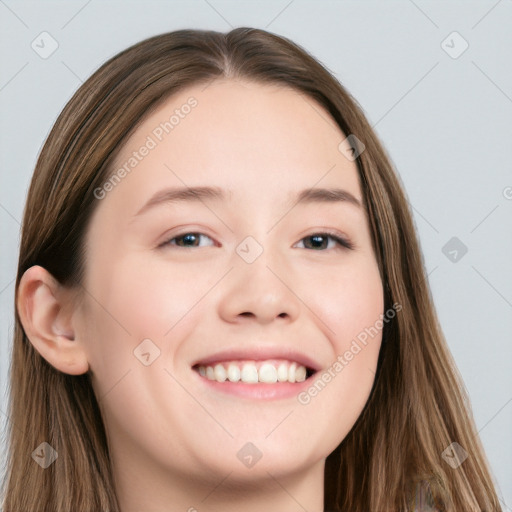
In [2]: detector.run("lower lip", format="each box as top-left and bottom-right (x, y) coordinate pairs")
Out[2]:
(194, 371), (315, 400)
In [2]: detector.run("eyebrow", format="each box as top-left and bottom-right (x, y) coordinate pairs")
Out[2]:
(134, 185), (362, 217)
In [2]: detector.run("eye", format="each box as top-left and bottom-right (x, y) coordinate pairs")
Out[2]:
(295, 232), (354, 251)
(160, 232), (215, 248)
(159, 231), (354, 251)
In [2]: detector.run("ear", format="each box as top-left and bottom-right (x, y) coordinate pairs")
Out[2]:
(16, 265), (90, 375)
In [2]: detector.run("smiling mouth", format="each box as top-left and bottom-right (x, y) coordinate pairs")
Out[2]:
(193, 359), (317, 384)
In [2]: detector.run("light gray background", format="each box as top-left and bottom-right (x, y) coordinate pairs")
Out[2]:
(1, 0), (511, 508)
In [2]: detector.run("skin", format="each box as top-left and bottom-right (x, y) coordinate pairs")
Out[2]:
(18, 79), (384, 512)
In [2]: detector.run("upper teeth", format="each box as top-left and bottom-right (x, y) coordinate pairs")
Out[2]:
(197, 360), (308, 384)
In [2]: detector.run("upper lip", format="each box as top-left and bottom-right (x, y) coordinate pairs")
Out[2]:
(191, 346), (322, 372)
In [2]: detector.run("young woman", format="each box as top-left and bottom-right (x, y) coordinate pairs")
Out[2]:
(2, 27), (502, 511)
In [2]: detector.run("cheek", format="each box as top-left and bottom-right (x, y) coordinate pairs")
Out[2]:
(81, 254), (223, 379)
(298, 257), (383, 426)
(310, 255), (384, 349)
(88, 254), (212, 335)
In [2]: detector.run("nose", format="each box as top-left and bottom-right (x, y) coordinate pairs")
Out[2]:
(216, 245), (301, 325)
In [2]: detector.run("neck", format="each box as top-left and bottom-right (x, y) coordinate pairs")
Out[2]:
(113, 451), (325, 512)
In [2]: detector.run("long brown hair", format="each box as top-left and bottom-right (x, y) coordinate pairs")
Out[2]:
(2, 27), (502, 511)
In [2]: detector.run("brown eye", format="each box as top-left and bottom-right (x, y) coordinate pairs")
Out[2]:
(161, 232), (215, 248)
(296, 233), (354, 251)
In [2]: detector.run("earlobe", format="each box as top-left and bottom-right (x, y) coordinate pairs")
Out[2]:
(16, 265), (90, 376)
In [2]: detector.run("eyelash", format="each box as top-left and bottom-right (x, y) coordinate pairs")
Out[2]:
(159, 231), (354, 251)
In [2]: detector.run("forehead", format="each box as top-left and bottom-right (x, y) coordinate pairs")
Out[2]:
(100, 79), (363, 216)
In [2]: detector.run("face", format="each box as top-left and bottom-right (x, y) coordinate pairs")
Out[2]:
(76, 79), (384, 486)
